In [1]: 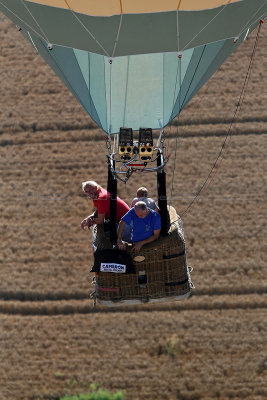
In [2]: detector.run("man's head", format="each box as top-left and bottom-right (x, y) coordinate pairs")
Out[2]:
(82, 180), (100, 199)
(136, 187), (148, 198)
(134, 201), (149, 218)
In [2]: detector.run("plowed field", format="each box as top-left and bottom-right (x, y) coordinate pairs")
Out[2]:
(0, 13), (266, 400)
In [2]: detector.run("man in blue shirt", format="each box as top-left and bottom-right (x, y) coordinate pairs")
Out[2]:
(117, 201), (161, 252)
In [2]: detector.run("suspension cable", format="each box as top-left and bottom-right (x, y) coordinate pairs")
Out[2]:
(168, 97), (180, 208)
(63, 0), (110, 57)
(168, 10), (182, 208)
(20, 0), (50, 43)
(180, 20), (264, 218)
(0, 0), (47, 42)
(169, 44), (207, 208)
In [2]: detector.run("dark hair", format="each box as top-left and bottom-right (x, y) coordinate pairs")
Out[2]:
(137, 187), (148, 198)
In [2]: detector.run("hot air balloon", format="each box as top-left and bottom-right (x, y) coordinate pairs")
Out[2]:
(1, 0), (266, 305)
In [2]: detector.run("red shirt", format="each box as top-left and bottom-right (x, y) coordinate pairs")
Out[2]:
(93, 188), (129, 223)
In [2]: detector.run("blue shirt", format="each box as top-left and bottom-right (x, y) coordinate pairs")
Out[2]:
(122, 208), (161, 243)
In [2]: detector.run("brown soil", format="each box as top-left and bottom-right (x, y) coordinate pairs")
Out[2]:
(0, 13), (266, 400)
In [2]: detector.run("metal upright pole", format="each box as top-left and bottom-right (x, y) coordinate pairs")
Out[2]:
(107, 157), (117, 246)
(157, 150), (169, 236)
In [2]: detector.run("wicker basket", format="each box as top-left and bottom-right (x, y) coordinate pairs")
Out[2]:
(91, 206), (193, 305)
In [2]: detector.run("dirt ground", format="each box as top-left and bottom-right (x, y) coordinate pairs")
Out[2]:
(0, 13), (266, 400)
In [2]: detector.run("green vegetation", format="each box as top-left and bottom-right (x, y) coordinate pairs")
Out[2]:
(60, 387), (124, 400)
(60, 392), (124, 400)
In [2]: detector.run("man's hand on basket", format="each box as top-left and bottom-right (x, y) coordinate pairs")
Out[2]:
(132, 241), (143, 252)
(117, 240), (127, 250)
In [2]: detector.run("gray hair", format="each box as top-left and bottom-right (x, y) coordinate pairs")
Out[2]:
(134, 201), (147, 213)
(82, 180), (100, 192)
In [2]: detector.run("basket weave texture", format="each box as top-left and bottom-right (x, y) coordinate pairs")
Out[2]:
(92, 207), (191, 303)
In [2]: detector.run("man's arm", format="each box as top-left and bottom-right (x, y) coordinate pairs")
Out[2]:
(117, 220), (127, 249)
(132, 229), (160, 251)
(91, 213), (105, 225)
(152, 200), (159, 213)
(81, 209), (100, 229)
(117, 220), (126, 243)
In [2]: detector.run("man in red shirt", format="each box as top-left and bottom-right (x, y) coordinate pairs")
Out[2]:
(81, 180), (129, 230)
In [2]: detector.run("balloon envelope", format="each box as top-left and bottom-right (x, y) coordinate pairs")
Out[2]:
(1, 0), (266, 133)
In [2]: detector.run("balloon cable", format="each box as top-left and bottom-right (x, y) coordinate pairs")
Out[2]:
(180, 20), (264, 218)
(169, 9), (182, 208)
(169, 56), (182, 209)
(169, 45), (206, 208)
(0, 1), (47, 42)
(19, 0), (50, 43)
(64, 1), (110, 57)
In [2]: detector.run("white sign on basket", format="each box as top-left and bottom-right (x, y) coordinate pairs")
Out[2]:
(100, 263), (126, 273)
